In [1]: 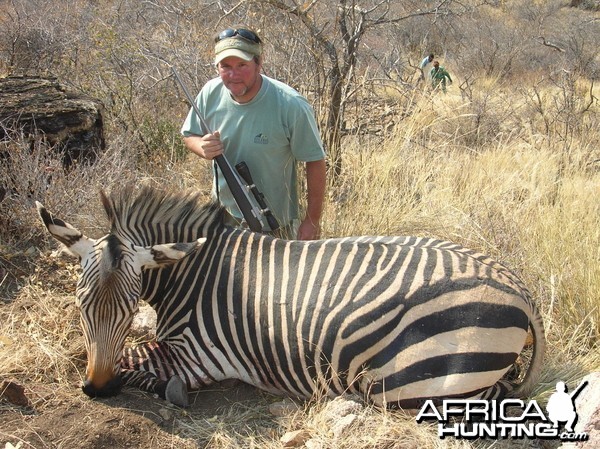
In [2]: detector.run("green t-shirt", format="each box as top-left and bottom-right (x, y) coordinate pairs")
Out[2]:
(430, 67), (452, 83)
(181, 75), (325, 226)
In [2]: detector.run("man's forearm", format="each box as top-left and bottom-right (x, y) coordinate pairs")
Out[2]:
(305, 159), (327, 225)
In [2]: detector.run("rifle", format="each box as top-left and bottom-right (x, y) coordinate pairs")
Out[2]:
(235, 162), (279, 232)
(171, 67), (276, 232)
(570, 380), (588, 401)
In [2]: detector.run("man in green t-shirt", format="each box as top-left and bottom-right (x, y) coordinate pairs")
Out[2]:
(181, 27), (326, 240)
(430, 60), (453, 93)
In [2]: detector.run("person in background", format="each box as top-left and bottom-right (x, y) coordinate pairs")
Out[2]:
(419, 53), (434, 81)
(181, 27), (327, 240)
(430, 60), (453, 93)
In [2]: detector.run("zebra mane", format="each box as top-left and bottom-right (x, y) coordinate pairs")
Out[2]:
(100, 183), (224, 246)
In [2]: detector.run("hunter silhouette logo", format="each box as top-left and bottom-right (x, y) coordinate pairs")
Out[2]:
(546, 380), (588, 433)
(416, 379), (590, 441)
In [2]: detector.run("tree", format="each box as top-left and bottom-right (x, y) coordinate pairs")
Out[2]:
(254, 0), (460, 179)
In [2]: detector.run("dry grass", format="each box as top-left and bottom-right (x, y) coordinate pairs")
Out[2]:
(1, 74), (599, 448)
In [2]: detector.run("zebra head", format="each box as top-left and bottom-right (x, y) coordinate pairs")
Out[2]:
(35, 200), (204, 399)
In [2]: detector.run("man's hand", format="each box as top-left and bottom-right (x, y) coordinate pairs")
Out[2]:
(297, 218), (320, 241)
(183, 131), (223, 160)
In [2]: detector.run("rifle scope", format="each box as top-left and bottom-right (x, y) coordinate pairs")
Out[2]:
(235, 162), (280, 232)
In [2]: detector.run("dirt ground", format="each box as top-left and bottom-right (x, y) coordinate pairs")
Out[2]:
(1, 379), (271, 449)
(0, 250), (279, 449)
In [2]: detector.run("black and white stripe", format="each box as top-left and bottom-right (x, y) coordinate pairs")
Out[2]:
(38, 186), (545, 407)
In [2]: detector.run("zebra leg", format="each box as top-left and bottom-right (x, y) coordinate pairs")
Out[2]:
(120, 343), (189, 407)
(475, 379), (513, 401)
(120, 369), (189, 407)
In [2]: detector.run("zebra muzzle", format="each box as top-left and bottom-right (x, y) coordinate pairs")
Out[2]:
(82, 376), (123, 399)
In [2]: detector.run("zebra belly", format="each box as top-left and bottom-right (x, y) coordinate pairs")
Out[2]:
(347, 287), (530, 406)
(212, 291), (528, 404)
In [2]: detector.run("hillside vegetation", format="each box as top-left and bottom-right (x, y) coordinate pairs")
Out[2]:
(1, 1), (599, 448)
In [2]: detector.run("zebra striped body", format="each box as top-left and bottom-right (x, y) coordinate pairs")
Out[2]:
(37, 186), (545, 408)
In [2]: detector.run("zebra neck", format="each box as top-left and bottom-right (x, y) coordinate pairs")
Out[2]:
(139, 228), (239, 335)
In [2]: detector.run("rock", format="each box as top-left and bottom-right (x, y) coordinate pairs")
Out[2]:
(304, 439), (323, 449)
(0, 379), (31, 407)
(158, 408), (173, 421)
(130, 304), (157, 339)
(315, 396), (364, 439)
(331, 413), (359, 438)
(0, 76), (105, 167)
(321, 395), (363, 423)
(280, 429), (311, 447)
(4, 443), (23, 449)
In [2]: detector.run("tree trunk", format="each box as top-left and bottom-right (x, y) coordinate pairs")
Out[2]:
(0, 76), (105, 167)
(325, 67), (344, 181)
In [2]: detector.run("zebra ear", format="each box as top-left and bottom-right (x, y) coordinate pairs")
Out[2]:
(140, 238), (206, 268)
(36, 201), (95, 258)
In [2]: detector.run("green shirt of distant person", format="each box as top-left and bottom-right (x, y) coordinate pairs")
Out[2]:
(430, 61), (452, 93)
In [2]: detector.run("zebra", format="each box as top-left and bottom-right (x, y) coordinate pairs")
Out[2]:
(36, 185), (545, 409)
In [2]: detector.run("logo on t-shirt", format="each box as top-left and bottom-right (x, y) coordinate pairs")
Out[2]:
(254, 133), (269, 144)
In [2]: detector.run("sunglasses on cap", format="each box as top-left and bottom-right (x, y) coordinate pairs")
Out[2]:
(215, 28), (262, 44)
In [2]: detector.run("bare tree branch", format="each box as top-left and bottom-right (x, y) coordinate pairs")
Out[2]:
(215, 0), (247, 28)
(538, 36), (566, 53)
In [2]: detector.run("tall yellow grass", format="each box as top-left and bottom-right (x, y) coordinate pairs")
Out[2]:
(1, 77), (598, 448)
(322, 85), (600, 350)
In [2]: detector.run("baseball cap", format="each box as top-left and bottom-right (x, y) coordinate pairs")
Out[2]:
(214, 37), (262, 65)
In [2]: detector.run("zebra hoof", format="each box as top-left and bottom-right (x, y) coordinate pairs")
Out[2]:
(165, 376), (189, 408)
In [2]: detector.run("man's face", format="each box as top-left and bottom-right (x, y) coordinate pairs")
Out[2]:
(217, 56), (262, 103)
